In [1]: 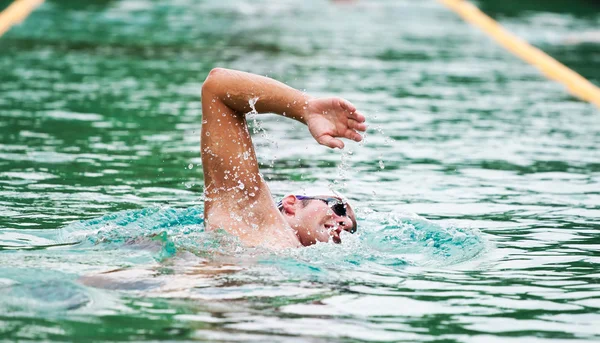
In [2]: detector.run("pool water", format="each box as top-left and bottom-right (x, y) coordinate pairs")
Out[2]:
(1, 0), (599, 341)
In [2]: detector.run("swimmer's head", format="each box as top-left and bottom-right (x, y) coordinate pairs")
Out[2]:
(277, 187), (357, 246)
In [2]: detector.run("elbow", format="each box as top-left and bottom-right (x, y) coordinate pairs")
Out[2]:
(202, 67), (228, 97)
(208, 67), (227, 77)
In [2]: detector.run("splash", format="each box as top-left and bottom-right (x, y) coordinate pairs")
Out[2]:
(0, 206), (488, 299)
(56, 206), (485, 267)
(363, 211), (486, 266)
(58, 206), (207, 260)
(246, 97), (281, 168)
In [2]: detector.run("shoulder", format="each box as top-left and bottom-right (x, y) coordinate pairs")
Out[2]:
(204, 185), (300, 249)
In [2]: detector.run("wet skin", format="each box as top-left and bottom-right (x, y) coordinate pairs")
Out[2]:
(200, 68), (366, 248)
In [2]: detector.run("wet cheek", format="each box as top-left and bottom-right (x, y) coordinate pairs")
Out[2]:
(316, 227), (331, 241)
(315, 232), (329, 242)
(312, 225), (325, 235)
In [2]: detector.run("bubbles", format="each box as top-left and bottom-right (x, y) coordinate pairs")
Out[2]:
(187, 163), (193, 169)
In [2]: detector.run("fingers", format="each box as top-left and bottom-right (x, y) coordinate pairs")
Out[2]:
(339, 98), (356, 114)
(348, 119), (367, 132)
(319, 135), (345, 149)
(344, 129), (363, 142)
(351, 110), (366, 123)
(339, 98), (366, 123)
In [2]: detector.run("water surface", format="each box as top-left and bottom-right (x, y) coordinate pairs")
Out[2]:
(0, 0), (599, 341)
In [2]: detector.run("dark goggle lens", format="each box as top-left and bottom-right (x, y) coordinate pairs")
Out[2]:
(330, 202), (347, 217)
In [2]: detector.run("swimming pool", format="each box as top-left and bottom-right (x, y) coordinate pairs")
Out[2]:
(1, 0), (599, 341)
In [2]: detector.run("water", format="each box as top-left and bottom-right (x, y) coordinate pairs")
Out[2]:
(1, 0), (599, 341)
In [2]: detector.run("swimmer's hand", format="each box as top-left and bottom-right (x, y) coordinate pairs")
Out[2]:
(304, 97), (367, 149)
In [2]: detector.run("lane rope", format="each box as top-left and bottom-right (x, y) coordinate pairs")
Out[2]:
(0, 0), (44, 37)
(438, 0), (600, 108)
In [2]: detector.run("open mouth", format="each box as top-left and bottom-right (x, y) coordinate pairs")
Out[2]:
(325, 224), (342, 244)
(331, 233), (341, 244)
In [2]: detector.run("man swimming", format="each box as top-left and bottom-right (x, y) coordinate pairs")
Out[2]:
(201, 68), (367, 248)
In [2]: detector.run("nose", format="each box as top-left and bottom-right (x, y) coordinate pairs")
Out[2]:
(334, 214), (353, 233)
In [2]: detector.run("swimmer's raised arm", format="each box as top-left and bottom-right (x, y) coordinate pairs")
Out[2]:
(201, 68), (367, 149)
(200, 68), (366, 247)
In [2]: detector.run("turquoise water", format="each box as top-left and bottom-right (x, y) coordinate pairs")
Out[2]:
(1, 0), (599, 341)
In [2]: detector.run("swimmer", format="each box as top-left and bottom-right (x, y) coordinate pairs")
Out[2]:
(201, 68), (367, 248)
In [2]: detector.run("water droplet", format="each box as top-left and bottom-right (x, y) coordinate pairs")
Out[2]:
(188, 163), (193, 169)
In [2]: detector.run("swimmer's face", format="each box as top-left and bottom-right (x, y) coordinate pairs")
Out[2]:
(280, 195), (357, 246)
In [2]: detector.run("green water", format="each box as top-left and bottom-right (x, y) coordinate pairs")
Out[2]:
(1, 0), (599, 341)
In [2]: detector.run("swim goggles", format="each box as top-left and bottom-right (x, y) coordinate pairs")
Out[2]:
(295, 196), (348, 216)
